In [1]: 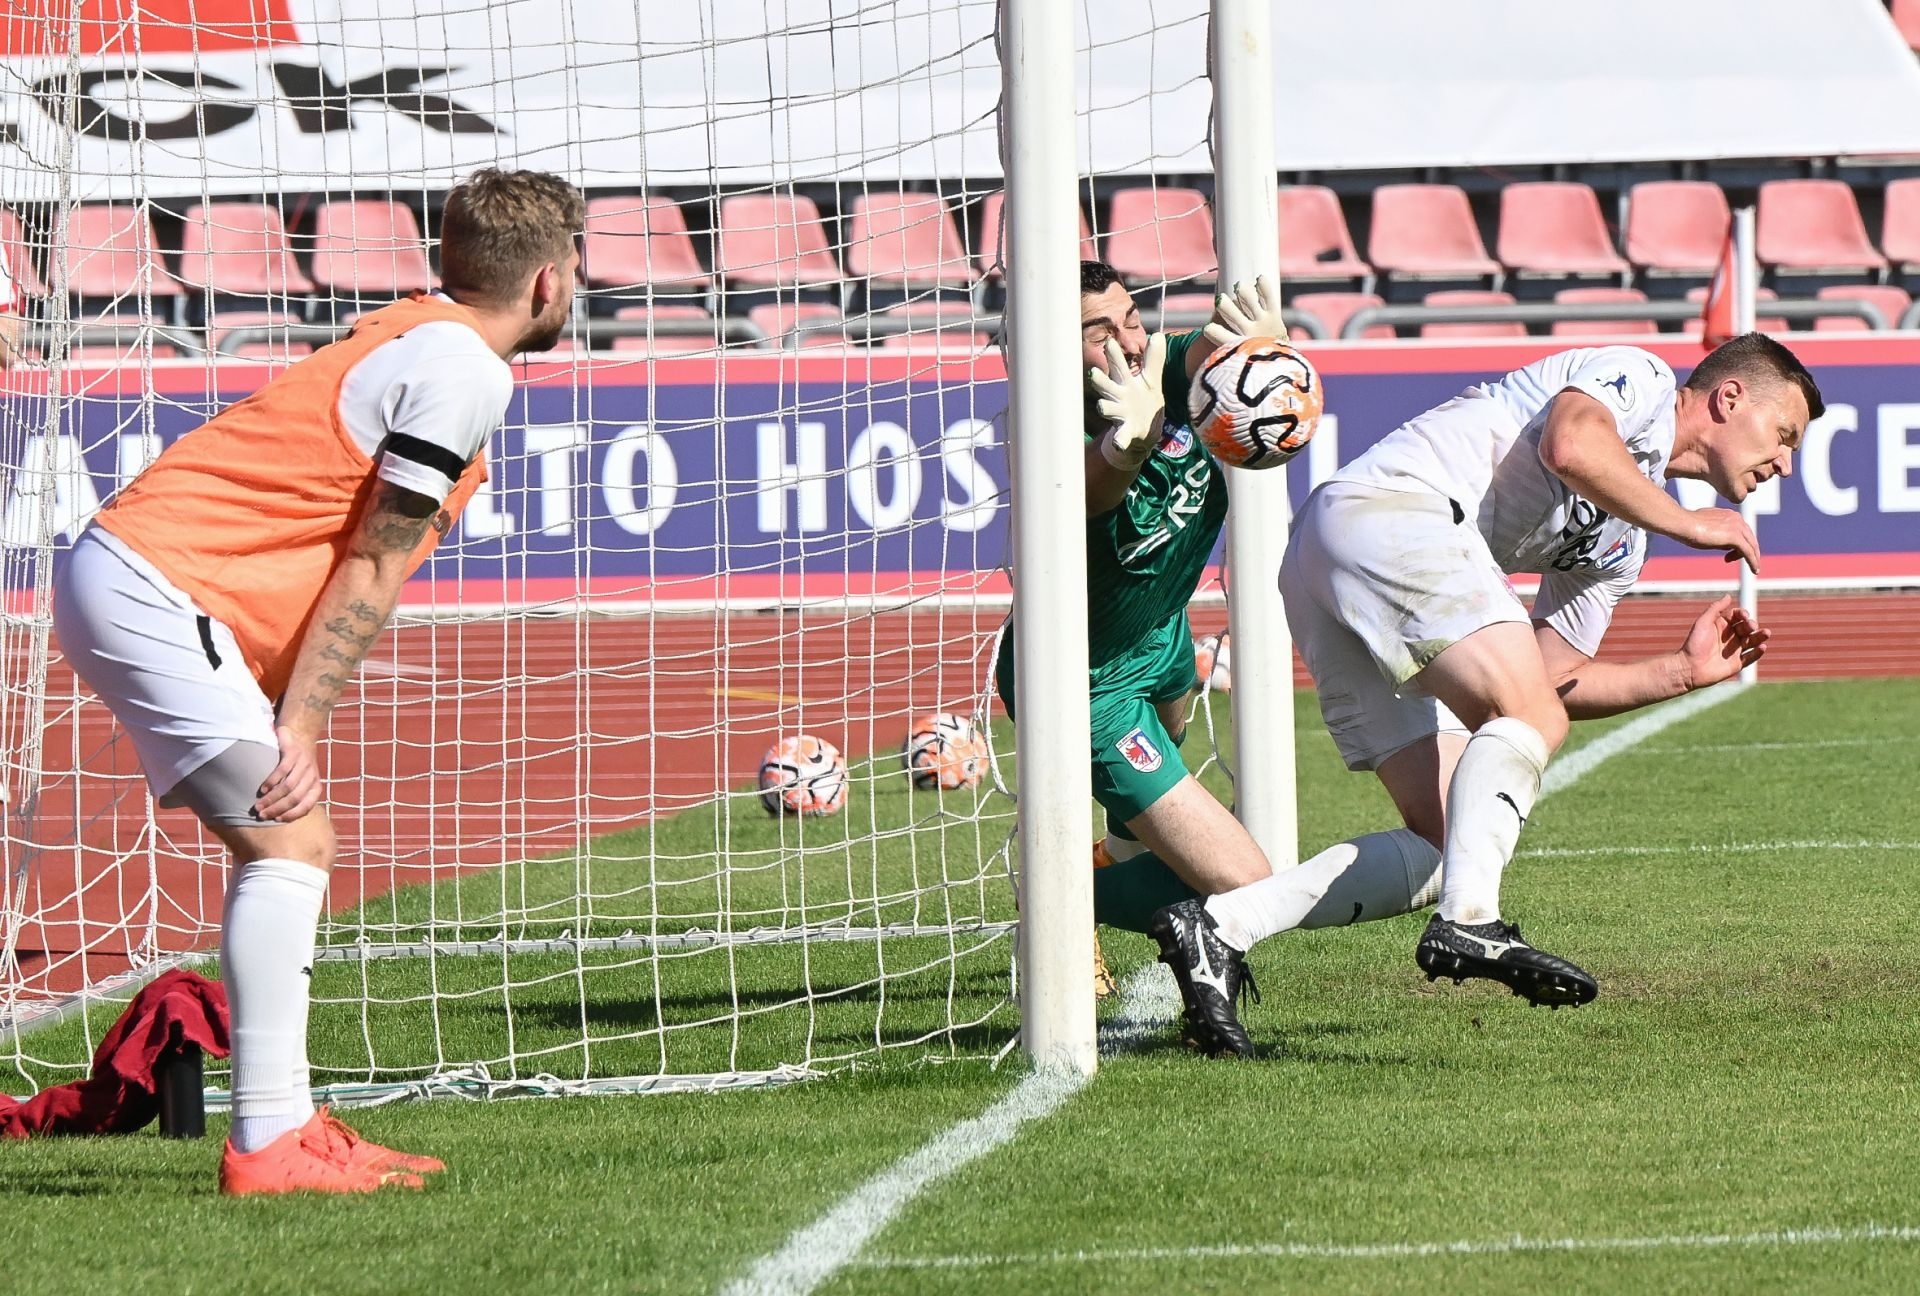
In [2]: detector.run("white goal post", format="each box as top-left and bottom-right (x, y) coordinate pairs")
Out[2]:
(0, 0), (1293, 1102)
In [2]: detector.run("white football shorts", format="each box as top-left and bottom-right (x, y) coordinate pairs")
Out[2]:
(52, 527), (277, 799)
(1280, 480), (1528, 770)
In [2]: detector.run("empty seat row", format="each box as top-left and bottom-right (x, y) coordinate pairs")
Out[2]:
(12, 176), (1920, 322)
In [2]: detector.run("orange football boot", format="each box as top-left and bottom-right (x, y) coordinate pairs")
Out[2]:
(316, 1107), (447, 1175)
(219, 1111), (424, 1196)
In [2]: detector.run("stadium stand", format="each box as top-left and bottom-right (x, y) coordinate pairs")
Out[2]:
(62, 204), (183, 313)
(1497, 182), (1630, 280)
(1418, 288), (1524, 337)
(1104, 186), (1217, 290)
(309, 200), (434, 307)
(1879, 176), (1920, 277)
(1, 207), (47, 301)
(1813, 282), (1913, 331)
(1550, 286), (1659, 337)
(748, 301), (845, 347)
(1368, 183), (1502, 285)
(176, 202), (316, 305)
(1288, 290), (1390, 340)
(971, 190), (1100, 281)
(846, 193), (975, 293)
(1276, 185), (1372, 288)
(1756, 179), (1888, 279)
(1681, 284), (1789, 335)
(581, 196), (711, 308)
(1622, 180), (1731, 279)
(715, 194), (842, 292)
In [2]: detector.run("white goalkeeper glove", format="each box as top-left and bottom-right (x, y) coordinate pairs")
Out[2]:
(1088, 333), (1167, 472)
(1201, 274), (1286, 350)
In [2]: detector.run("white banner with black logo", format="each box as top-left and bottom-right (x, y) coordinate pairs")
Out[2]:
(4, 0), (1920, 203)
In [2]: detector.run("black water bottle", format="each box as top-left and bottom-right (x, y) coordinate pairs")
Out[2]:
(155, 1042), (206, 1139)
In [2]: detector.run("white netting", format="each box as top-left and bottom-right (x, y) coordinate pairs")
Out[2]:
(0, 0), (1215, 1100)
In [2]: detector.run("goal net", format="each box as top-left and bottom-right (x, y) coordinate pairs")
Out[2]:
(0, 0), (1215, 1101)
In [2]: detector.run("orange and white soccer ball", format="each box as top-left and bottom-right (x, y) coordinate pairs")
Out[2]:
(901, 712), (989, 791)
(758, 735), (849, 816)
(1188, 335), (1323, 469)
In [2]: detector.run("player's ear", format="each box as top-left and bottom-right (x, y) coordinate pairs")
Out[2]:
(1715, 377), (1744, 419)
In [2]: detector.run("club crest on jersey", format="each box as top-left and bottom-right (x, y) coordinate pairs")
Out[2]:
(1596, 372), (1636, 412)
(1158, 424), (1194, 457)
(1115, 727), (1163, 773)
(1596, 534), (1636, 572)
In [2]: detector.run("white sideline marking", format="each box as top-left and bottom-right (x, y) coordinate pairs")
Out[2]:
(1524, 840), (1920, 860)
(856, 1223), (1920, 1271)
(720, 965), (1174, 1296)
(1538, 681), (1747, 796)
(1627, 735), (1904, 756)
(725, 685), (1749, 1295)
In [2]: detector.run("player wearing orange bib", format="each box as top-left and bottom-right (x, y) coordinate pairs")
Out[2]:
(53, 168), (584, 1195)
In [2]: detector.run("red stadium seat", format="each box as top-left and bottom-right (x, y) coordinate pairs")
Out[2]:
(582, 196), (709, 296)
(1812, 283), (1912, 332)
(1419, 289), (1523, 338)
(847, 193), (973, 289)
(1623, 181), (1731, 276)
(715, 194), (841, 289)
(1497, 182), (1629, 278)
(205, 308), (309, 356)
(1, 206), (47, 299)
(748, 302), (844, 347)
(874, 300), (984, 344)
(1894, 0), (1920, 52)
(1756, 180), (1887, 277)
(1104, 186), (1217, 288)
(973, 191), (1097, 280)
(1879, 177), (1920, 275)
(310, 200), (433, 302)
(1277, 186), (1371, 285)
(64, 313), (180, 362)
(178, 203), (315, 299)
(1550, 287), (1658, 337)
(1288, 291), (1390, 340)
(1368, 184), (1500, 281)
(60, 205), (182, 305)
(606, 303), (717, 350)
(1680, 286), (1788, 336)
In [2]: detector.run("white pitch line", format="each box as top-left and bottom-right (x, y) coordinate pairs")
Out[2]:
(1623, 735), (1910, 757)
(725, 683), (1751, 1296)
(1523, 840), (1920, 860)
(857, 1222), (1920, 1271)
(720, 965), (1174, 1296)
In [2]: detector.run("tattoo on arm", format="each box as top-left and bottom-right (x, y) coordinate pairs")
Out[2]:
(358, 481), (439, 555)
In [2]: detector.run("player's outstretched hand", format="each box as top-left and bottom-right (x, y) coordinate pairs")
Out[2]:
(1089, 333), (1167, 472)
(1676, 506), (1761, 573)
(255, 724), (324, 823)
(1201, 275), (1285, 350)
(1680, 594), (1769, 688)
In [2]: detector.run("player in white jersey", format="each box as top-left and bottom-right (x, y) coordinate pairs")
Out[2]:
(1240, 333), (1821, 1006)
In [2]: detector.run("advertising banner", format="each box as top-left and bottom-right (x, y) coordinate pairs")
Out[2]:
(3, 335), (1917, 609)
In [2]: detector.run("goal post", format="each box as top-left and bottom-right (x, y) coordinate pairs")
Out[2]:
(1001, 0), (1098, 1075)
(1210, 0), (1299, 871)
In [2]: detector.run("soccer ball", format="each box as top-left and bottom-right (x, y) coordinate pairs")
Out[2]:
(901, 712), (988, 791)
(1193, 631), (1232, 693)
(1187, 335), (1323, 469)
(757, 735), (849, 816)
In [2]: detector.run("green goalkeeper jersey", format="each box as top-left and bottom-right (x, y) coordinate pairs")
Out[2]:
(1080, 329), (1228, 668)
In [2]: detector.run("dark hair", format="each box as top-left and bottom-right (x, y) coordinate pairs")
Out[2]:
(438, 167), (586, 305)
(1080, 260), (1126, 297)
(1685, 332), (1825, 422)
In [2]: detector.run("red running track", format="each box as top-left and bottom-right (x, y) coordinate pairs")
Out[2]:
(7, 591), (1917, 1000)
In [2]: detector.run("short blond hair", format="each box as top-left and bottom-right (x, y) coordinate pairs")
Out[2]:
(438, 167), (585, 304)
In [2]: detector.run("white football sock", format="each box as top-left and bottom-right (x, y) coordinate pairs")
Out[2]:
(1203, 828), (1442, 949)
(1435, 716), (1550, 926)
(222, 857), (328, 1153)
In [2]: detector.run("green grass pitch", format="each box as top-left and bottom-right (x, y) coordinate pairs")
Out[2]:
(6, 678), (1920, 1294)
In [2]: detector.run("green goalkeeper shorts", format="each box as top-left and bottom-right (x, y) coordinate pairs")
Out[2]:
(997, 610), (1199, 825)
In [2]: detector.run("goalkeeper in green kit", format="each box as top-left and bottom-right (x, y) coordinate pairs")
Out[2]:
(996, 262), (1350, 1058)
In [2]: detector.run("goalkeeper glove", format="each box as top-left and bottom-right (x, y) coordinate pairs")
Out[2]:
(1088, 333), (1167, 472)
(1201, 275), (1286, 350)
